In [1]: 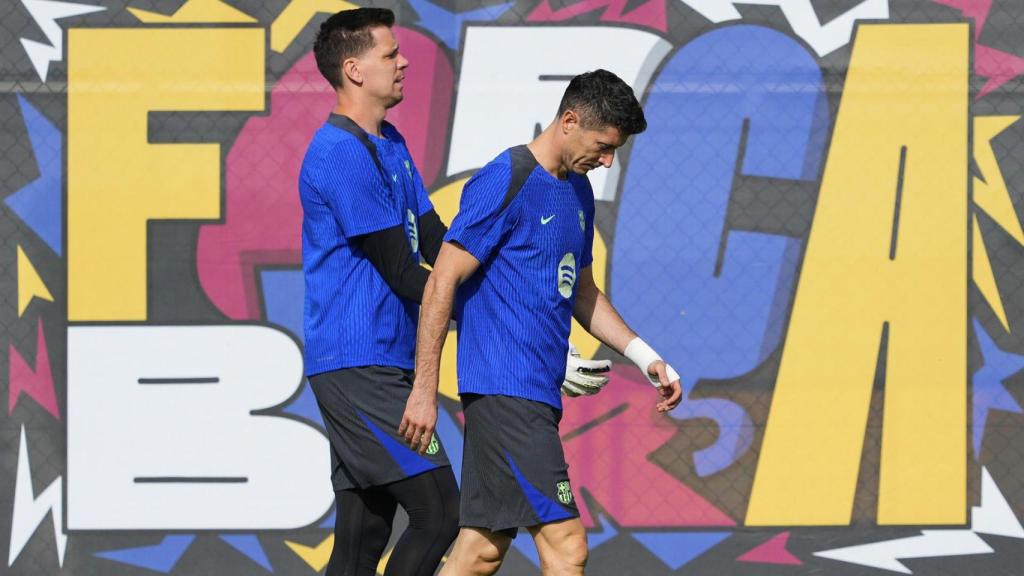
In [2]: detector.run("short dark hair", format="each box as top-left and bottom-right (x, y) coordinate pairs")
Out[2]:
(314, 8), (395, 89)
(556, 69), (647, 136)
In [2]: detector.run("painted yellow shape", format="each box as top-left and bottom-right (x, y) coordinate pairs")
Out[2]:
(973, 216), (1009, 331)
(67, 29), (265, 321)
(16, 245), (54, 317)
(428, 175), (610, 400)
(747, 24), (969, 526)
(438, 329), (459, 400)
(284, 535), (334, 572)
(272, 0), (358, 53)
(376, 545), (393, 574)
(974, 116), (1024, 244)
(128, 0), (256, 23)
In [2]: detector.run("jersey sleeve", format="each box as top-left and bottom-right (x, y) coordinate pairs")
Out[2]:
(444, 159), (515, 265)
(314, 138), (402, 238)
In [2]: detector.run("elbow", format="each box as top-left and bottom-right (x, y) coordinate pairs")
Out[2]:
(429, 267), (462, 295)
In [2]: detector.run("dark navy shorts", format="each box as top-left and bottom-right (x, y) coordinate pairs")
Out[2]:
(459, 394), (579, 534)
(309, 366), (450, 491)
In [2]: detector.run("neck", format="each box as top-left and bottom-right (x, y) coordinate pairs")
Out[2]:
(333, 91), (388, 137)
(527, 124), (569, 179)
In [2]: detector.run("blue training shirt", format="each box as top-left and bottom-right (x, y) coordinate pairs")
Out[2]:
(299, 115), (433, 376)
(446, 146), (595, 409)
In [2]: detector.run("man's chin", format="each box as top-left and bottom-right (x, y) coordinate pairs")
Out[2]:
(385, 92), (405, 109)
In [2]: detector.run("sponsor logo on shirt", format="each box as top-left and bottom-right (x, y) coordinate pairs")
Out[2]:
(558, 253), (576, 298)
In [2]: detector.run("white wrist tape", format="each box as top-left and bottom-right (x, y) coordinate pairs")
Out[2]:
(624, 337), (660, 374)
(623, 337), (679, 388)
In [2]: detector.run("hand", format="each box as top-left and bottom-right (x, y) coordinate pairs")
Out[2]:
(647, 360), (682, 413)
(561, 344), (612, 397)
(399, 385), (437, 455)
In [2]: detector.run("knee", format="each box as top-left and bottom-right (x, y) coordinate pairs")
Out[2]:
(541, 532), (587, 573)
(407, 492), (459, 531)
(439, 508), (460, 545)
(557, 533), (588, 569)
(468, 539), (508, 574)
(443, 486), (460, 527)
(429, 493), (461, 543)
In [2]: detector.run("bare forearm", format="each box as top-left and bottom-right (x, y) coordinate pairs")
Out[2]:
(414, 274), (455, 391)
(574, 286), (636, 355)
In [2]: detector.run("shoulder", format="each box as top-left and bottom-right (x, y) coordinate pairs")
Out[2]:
(301, 131), (382, 192)
(465, 148), (515, 190)
(304, 125), (367, 166)
(469, 146), (540, 190)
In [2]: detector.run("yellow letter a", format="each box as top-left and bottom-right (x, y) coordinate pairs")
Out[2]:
(747, 24), (969, 526)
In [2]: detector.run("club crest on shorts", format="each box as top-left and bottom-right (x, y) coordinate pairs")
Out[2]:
(556, 480), (573, 505)
(425, 434), (440, 455)
(558, 253), (577, 299)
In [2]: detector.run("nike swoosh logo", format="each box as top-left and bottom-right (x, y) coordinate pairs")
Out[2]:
(541, 214), (555, 225)
(392, 174), (398, 182)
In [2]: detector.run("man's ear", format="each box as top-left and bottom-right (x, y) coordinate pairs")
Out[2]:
(560, 109), (579, 135)
(342, 57), (362, 85)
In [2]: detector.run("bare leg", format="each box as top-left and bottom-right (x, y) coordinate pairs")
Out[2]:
(438, 527), (512, 576)
(528, 518), (588, 576)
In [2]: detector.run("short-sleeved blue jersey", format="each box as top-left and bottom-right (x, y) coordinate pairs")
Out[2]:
(445, 146), (595, 409)
(299, 115), (433, 377)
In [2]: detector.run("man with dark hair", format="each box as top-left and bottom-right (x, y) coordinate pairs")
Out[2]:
(406, 69), (684, 575)
(299, 8), (457, 576)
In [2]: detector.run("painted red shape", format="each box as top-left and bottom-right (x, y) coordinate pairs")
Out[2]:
(9, 317), (60, 420)
(737, 531), (802, 565)
(196, 28), (453, 319)
(528, 0), (667, 32)
(561, 366), (735, 528)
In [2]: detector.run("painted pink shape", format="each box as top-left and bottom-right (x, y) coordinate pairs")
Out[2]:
(528, 0), (667, 32)
(737, 532), (802, 565)
(196, 28), (453, 319)
(388, 28), (455, 186)
(9, 317), (60, 420)
(977, 44), (1024, 99)
(561, 366), (735, 528)
(930, 0), (1024, 98)
(931, 0), (992, 39)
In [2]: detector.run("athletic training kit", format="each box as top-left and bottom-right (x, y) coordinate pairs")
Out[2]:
(446, 145), (595, 532)
(310, 366), (449, 490)
(300, 115), (434, 376)
(299, 113), (452, 487)
(446, 145), (595, 410)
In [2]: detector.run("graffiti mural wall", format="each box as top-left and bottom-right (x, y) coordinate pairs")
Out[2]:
(2, 0), (1024, 573)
